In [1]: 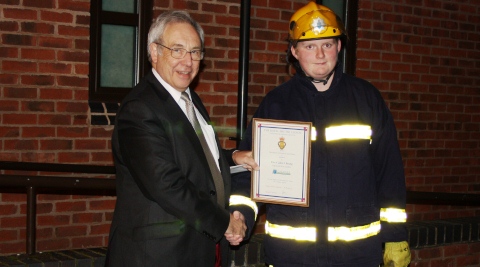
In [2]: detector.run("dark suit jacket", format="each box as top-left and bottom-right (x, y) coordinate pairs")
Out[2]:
(106, 71), (233, 267)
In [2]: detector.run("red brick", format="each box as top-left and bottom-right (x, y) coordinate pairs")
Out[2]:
(55, 102), (88, 113)
(0, 204), (18, 216)
(4, 139), (38, 150)
(21, 74), (55, 86)
(215, 14), (240, 26)
(74, 139), (107, 150)
(0, 47), (19, 58)
(38, 63), (72, 74)
(0, 21), (19, 31)
(2, 60), (37, 73)
(91, 127), (114, 138)
(202, 3), (227, 13)
(57, 152), (90, 163)
(58, 0), (90, 12)
(37, 238), (70, 251)
(0, 242), (25, 255)
(57, 127), (89, 138)
(24, 0), (55, 8)
(0, 216), (26, 228)
(92, 152), (114, 162)
(74, 63), (89, 75)
(56, 225), (87, 237)
(3, 114), (38, 124)
(0, 230), (19, 242)
(57, 51), (89, 62)
(21, 22), (55, 34)
(38, 114), (72, 125)
(58, 25), (90, 37)
(40, 10), (74, 23)
(36, 227), (54, 239)
(3, 8), (37, 20)
(39, 140), (73, 150)
(37, 215), (70, 226)
(21, 48), (56, 60)
(72, 115), (88, 125)
(38, 37), (73, 49)
(35, 203), (54, 214)
(456, 254), (480, 267)
(89, 199), (116, 210)
(23, 101), (55, 112)
(21, 127), (55, 138)
(2, 34), (36, 46)
(40, 88), (73, 100)
(0, 100), (19, 112)
(72, 212), (103, 224)
(90, 223), (111, 235)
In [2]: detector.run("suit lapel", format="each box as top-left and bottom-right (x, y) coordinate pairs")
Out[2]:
(145, 73), (230, 203)
(143, 73), (207, 160)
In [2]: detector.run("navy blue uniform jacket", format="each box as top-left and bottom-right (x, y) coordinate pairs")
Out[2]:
(234, 65), (408, 267)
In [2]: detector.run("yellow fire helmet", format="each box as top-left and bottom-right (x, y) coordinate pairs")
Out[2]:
(289, 1), (346, 42)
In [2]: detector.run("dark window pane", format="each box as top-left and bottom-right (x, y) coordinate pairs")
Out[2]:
(102, 0), (137, 13)
(100, 24), (136, 88)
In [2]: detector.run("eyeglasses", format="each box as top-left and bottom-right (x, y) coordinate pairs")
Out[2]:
(155, 42), (204, 61)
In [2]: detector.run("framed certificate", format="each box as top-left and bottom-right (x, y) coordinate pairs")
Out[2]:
(251, 118), (312, 207)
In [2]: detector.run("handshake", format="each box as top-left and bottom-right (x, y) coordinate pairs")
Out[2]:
(224, 211), (247, 246)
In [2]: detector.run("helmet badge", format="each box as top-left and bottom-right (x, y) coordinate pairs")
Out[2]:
(311, 17), (327, 35)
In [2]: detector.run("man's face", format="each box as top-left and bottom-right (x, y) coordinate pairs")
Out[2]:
(149, 22), (201, 92)
(291, 38), (341, 80)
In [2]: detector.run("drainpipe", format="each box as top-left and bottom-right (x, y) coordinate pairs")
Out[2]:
(235, 0), (251, 147)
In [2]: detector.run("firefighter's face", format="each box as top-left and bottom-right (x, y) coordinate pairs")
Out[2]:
(291, 38), (341, 81)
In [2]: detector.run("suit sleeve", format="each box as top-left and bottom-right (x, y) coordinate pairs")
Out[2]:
(223, 148), (237, 166)
(229, 119), (261, 239)
(115, 99), (229, 242)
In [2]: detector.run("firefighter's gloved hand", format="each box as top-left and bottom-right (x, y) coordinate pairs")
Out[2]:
(383, 241), (411, 267)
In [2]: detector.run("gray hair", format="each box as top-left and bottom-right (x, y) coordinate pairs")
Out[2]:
(147, 10), (205, 62)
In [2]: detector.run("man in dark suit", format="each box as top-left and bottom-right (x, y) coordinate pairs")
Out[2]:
(106, 10), (256, 267)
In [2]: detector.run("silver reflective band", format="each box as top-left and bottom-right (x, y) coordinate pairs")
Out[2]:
(265, 221), (317, 241)
(328, 220), (381, 241)
(380, 208), (407, 223)
(265, 220), (381, 242)
(325, 125), (372, 142)
(229, 195), (258, 220)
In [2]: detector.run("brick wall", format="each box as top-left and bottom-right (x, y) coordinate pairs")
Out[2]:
(355, 0), (480, 222)
(0, 0), (479, 257)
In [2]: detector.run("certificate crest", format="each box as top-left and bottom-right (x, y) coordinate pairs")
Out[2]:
(278, 137), (286, 149)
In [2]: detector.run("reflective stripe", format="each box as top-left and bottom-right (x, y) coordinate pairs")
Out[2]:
(265, 220), (381, 242)
(380, 208), (407, 223)
(328, 220), (381, 241)
(265, 221), (317, 241)
(229, 195), (258, 220)
(325, 125), (372, 142)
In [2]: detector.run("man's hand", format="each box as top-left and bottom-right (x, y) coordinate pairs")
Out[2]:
(224, 211), (247, 246)
(232, 150), (259, 171)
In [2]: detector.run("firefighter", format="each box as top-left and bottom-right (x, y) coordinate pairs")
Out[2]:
(230, 2), (411, 266)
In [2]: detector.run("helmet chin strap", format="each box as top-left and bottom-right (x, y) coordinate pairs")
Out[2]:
(306, 68), (335, 85)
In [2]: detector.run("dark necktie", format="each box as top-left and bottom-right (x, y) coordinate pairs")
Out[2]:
(181, 92), (225, 207)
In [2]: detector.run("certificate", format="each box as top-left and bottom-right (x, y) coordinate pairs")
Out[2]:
(251, 119), (311, 207)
